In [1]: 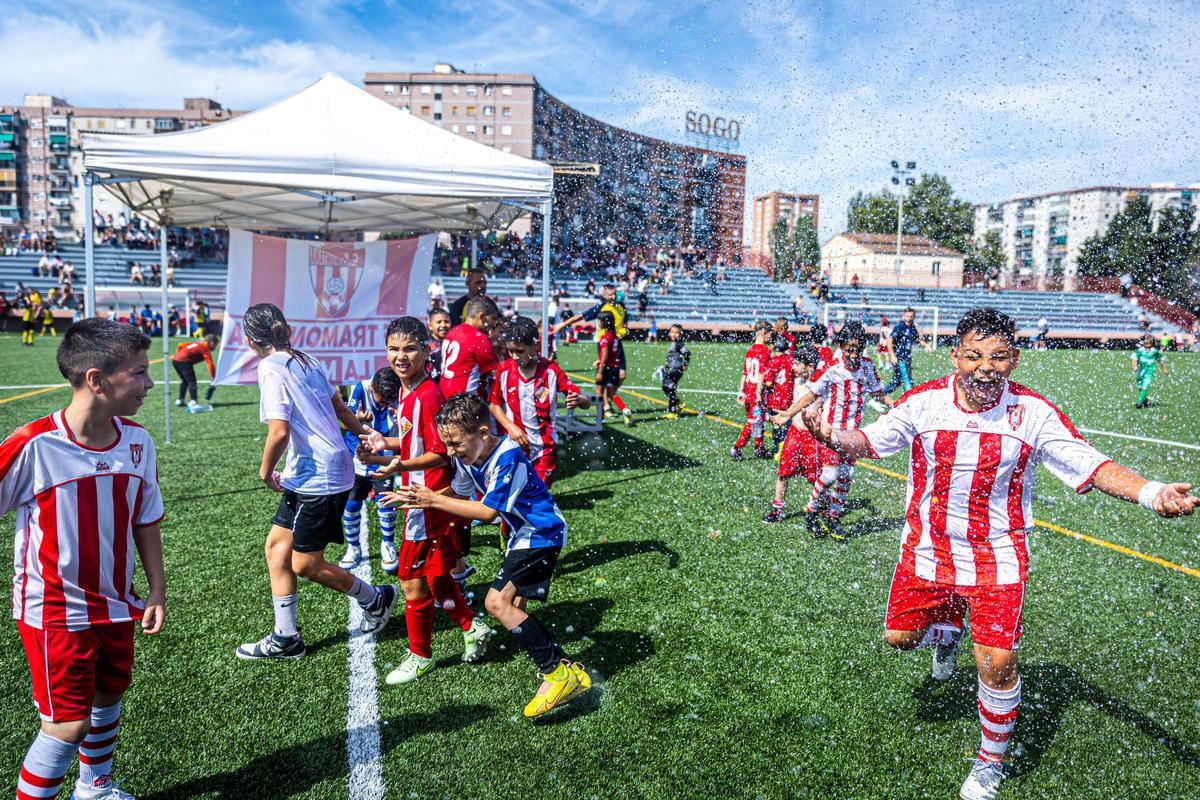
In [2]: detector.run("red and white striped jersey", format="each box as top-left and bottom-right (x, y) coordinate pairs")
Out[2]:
(0, 412), (163, 631)
(740, 344), (771, 400)
(803, 350), (883, 430)
(489, 357), (581, 457)
(395, 378), (453, 541)
(860, 375), (1110, 587)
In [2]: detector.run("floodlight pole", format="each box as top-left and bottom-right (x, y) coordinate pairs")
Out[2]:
(540, 197), (552, 357)
(84, 172), (95, 318)
(891, 160), (915, 287)
(160, 210), (172, 445)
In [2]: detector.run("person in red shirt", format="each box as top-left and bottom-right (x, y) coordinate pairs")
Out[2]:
(361, 317), (493, 684)
(171, 334), (217, 411)
(489, 316), (589, 489)
(773, 316), (796, 354)
(594, 310), (632, 426)
(763, 334), (795, 454)
(1, 319), (166, 800)
(439, 297), (500, 400)
(763, 345), (823, 524)
(731, 321), (772, 460)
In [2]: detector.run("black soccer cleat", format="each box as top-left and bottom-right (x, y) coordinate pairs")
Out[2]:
(763, 507), (786, 524)
(827, 517), (847, 542)
(729, 448), (744, 461)
(236, 632), (306, 660)
(806, 511), (827, 539)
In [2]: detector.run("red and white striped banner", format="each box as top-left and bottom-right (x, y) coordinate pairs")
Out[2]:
(214, 230), (434, 386)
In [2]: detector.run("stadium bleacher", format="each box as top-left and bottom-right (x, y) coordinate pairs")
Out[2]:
(0, 242), (228, 299)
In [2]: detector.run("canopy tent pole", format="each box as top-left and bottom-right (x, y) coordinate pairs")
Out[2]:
(540, 198), (552, 358)
(84, 173), (96, 319)
(470, 236), (477, 272)
(159, 210), (172, 445)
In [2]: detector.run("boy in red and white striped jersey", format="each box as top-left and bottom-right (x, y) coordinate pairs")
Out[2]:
(804, 307), (1198, 800)
(489, 316), (589, 489)
(1, 319), (166, 800)
(773, 321), (891, 540)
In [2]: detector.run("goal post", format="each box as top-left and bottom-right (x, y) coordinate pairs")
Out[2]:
(822, 302), (941, 351)
(513, 297), (601, 326)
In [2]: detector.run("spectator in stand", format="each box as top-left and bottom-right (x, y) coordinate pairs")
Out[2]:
(428, 277), (446, 310)
(1138, 312), (1151, 333)
(585, 277), (597, 298)
(850, 273), (860, 290)
(793, 294), (804, 324)
(1120, 272), (1133, 298)
(524, 272), (535, 297)
(0, 292), (8, 332)
(448, 268), (489, 324)
(37, 252), (52, 277)
(818, 273), (830, 303)
(129, 262), (145, 286)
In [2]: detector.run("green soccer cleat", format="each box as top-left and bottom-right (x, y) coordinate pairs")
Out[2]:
(385, 651), (435, 685)
(462, 617), (494, 663)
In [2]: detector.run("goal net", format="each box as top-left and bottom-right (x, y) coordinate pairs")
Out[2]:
(95, 286), (192, 333)
(822, 302), (941, 351)
(512, 297), (600, 325)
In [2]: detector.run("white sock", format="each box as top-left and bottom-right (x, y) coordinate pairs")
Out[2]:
(272, 594), (298, 637)
(977, 678), (1021, 763)
(347, 576), (380, 608)
(76, 702), (121, 795)
(18, 731), (78, 800)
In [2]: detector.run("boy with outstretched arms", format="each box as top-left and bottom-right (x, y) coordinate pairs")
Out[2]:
(488, 315), (589, 489)
(392, 393), (592, 718)
(803, 307), (1197, 800)
(2, 319), (166, 800)
(362, 317), (493, 684)
(338, 367), (401, 573)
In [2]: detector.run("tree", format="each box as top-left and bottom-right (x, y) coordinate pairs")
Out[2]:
(768, 218), (794, 282)
(793, 215), (821, 279)
(965, 231), (1005, 278)
(846, 173), (974, 253)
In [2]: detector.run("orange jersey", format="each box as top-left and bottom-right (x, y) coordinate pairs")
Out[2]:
(172, 340), (215, 377)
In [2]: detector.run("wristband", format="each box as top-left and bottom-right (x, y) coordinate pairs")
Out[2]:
(1138, 480), (1165, 511)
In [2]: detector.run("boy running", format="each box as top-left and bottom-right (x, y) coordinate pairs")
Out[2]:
(338, 368), (401, 573)
(731, 321), (773, 461)
(763, 345), (823, 524)
(236, 304), (399, 660)
(661, 324), (690, 418)
(803, 307), (1197, 800)
(772, 321), (891, 540)
(363, 317), (493, 684)
(594, 310), (633, 426)
(393, 393), (592, 717)
(488, 316), (589, 489)
(39, 304), (56, 337)
(1131, 333), (1167, 409)
(2, 319), (166, 800)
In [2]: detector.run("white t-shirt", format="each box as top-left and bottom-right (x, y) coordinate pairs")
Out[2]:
(257, 351), (354, 495)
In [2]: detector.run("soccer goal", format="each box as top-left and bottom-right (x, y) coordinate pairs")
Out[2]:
(822, 302), (941, 351)
(95, 286), (193, 332)
(512, 296), (599, 322)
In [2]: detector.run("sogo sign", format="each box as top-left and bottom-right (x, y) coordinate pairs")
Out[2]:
(685, 110), (741, 141)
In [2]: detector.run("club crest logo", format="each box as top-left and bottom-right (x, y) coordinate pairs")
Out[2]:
(129, 443), (144, 467)
(535, 386), (550, 404)
(309, 245), (366, 318)
(1006, 404), (1024, 431)
(399, 417), (413, 437)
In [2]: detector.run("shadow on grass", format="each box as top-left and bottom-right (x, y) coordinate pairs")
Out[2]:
(143, 704), (493, 799)
(557, 539), (681, 575)
(555, 426), (703, 481)
(911, 661), (1200, 775)
(166, 485), (263, 504)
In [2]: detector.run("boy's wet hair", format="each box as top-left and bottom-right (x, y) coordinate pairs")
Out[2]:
(57, 318), (151, 388)
(464, 296), (499, 320)
(835, 320), (867, 345)
(502, 315), (539, 347)
(597, 310), (616, 330)
(371, 367), (401, 405)
(956, 307), (1016, 345)
(428, 307), (451, 320)
(386, 316), (430, 345)
(793, 345), (821, 367)
(771, 334), (790, 352)
(435, 393), (490, 433)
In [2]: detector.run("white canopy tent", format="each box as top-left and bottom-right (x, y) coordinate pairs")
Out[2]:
(81, 73), (556, 443)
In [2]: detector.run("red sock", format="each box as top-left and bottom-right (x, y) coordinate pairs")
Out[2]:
(735, 424), (752, 449)
(404, 593), (435, 657)
(610, 395), (628, 412)
(753, 436), (763, 449)
(430, 575), (474, 630)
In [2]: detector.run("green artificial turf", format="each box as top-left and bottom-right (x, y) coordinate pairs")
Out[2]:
(1, 332), (1198, 799)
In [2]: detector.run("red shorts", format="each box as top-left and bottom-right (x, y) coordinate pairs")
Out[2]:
(397, 534), (461, 580)
(884, 563), (1025, 650)
(531, 448), (557, 488)
(18, 621), (135, 722)
(778, 425), (821, 483)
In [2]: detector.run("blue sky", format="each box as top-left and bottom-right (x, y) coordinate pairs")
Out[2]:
(4, 0), (1199, 239)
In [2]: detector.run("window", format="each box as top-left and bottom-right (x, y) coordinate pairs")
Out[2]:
(399, 104), (409, 112)
(931, 261), (941, 276)
(501, 106), (512, 117)
(32, 138), (43, 147)
(451, 86), (459, 95)
(30, 119), (41, 129)
(420, 85), (431, 94)
(144, 120), (153, 129)
(483, 106), (494, 115)
(451, 105), (459, 114)
(434, 92), (442, 100)
(421, 106), (431, 115)
(155, 118), (174, 131)
(465, 125), (476, 135)
(434, 112), (442, 121)
(466, 86), (477, 96)
(483, 85), (493, 95)
(34, 192), (45, 201)
(466, 105), (476, 115)
(502, 86), (512, 96)
(483, 125), (493, 135)
(384, 84), (395, 96)
(451, 124), (459, 133)
(501, 145), (512, 153)
(32, 155), (44, 163)
(500, 125), (512, 135)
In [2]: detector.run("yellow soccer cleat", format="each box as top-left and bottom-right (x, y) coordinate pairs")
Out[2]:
(523, 659), (589, 718)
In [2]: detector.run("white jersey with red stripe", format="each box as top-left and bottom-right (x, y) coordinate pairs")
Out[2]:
(489, 357), (580, 458)
(0, 412), (163, 631)
(860, 375), (1110, 587)
(804, 350), (883, 431)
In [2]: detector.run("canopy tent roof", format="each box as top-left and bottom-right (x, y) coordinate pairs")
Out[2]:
(81, 73), (553, 232)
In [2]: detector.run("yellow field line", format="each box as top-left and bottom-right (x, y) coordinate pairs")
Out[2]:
(570, 371), (1200, 581)
(0, 358), (167, 406)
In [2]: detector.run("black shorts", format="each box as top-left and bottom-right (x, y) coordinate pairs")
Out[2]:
(23, 320), (36, 332)
(599, 366), (623, 388)
(349, 473), (394, 502)
(272, 489), (350, 553)
(661, 369), (683, 391)
(454, 519), (472, 557)
(491, 546), (561, 601)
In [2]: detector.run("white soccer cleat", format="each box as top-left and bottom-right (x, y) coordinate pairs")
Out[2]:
(462, 617), (494, 663)
(960, 758), (1004, 800)
(385, 652), (435, 685)
(932, 637), (959, 682)
(71, 784), (138, 800)
(380, 540), (399, 575)
(337, 546), (361, 569)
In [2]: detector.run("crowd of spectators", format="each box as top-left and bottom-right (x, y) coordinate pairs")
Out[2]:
(2, 227), (59, 255)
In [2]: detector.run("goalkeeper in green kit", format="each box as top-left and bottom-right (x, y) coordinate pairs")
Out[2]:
(1132, 334), (1168, 409)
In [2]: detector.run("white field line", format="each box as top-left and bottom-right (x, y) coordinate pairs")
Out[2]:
(346, 559), (385, 800)
(618, 384), (1200, 451)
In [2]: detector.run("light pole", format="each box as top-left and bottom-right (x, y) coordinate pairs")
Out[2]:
(891, 160), (916, 286)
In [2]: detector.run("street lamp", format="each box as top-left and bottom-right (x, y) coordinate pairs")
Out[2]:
(891, 160), (916, 286)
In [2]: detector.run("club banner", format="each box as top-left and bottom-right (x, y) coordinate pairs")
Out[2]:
(213, 230), (435, 386)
